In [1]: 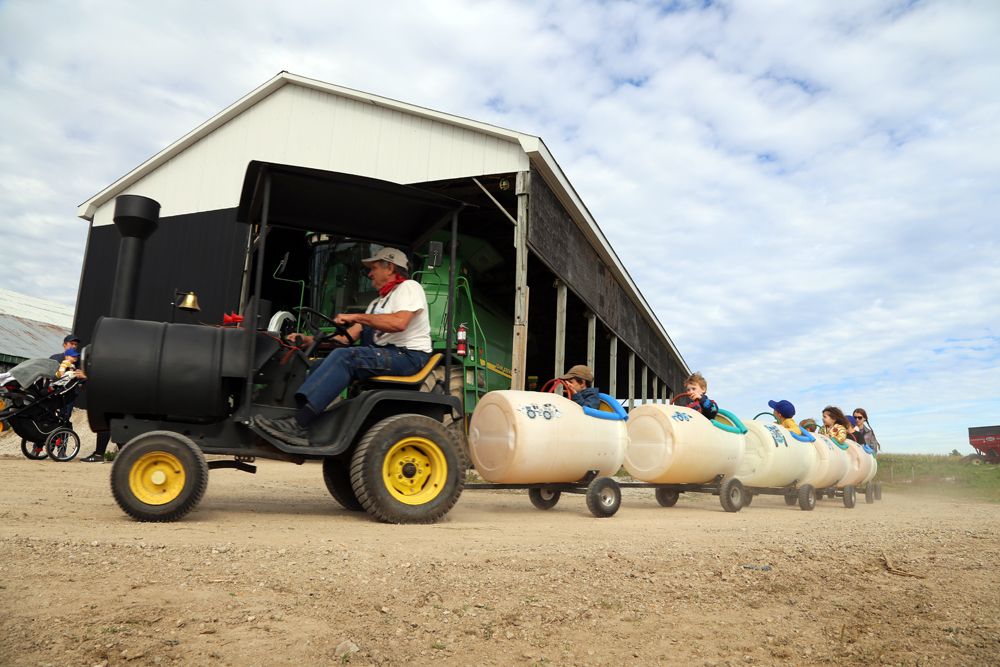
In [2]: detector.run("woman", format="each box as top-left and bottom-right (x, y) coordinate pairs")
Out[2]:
(853, 408), (881, 453)
(821, 406), (852, 444)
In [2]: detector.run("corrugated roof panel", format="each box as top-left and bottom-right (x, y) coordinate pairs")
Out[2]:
(0, 313), (69, 361)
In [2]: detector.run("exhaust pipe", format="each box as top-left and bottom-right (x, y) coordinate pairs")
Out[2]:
(109, 195), (159, 319)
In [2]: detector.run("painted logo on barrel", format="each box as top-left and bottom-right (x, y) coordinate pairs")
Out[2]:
(670, 411), (692, 422)
(518, 403), (561, 420)
(765, 424), (787, 447)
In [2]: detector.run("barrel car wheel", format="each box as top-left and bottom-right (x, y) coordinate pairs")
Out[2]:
(111, 431), (208, 522)
(585, 477), (622, 518)
(529, 487), (561, 510)
(865, 482), (875, 504)
(349, 414), (465, 524)
(798, 484), (816, 511)
(655, 488), (680, 508)
(874, 482), (883, 501)
(843, 485), (856, 509)
(719, 478), (745, 513)
(21, 438), (48, 460)
(784, 492), (797, 506)
(742, 491), (754, 508)
(323, 457), (364, 511)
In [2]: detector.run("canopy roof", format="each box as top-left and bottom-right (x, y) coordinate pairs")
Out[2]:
(236, 161), (469, 246)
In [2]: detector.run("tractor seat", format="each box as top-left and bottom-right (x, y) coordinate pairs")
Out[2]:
(364, 353), (443, 389)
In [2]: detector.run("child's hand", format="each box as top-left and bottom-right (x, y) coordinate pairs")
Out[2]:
(685, 385), (703, 400)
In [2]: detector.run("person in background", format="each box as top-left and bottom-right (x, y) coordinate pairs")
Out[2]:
(821, 406), (851, 443)
(853, 408), (881, 452)
(49, 334), (80, 362)
(799, 417), (818, 433)
(684, 372), (719, 420)
(560, 365), (601, 410)
(768, 399), (802, 435)
(846, 415), (863, 443)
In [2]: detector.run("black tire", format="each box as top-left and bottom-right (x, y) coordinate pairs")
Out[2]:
(719, 478), (745, 513)
(45, 428), (80, 462)
(784, 492), (797, 506)
(843, 485), (856, 509)
(742, 491), (754, 508)
(322, 457), (363, 511)
(110, 431), (209, 522)
(21, 438), (48, 460)
(875, 482), (883, 501)
(585, 477), (621, 518)
(798, 484), (816, 511)
(655, 488), (680, 507)
(528, 487), (561, 510)
(865, 482), (875, 504)
(349, 414), (464, 524)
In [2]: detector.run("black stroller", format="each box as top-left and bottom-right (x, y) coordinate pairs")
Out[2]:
(0, 358), (82, 462)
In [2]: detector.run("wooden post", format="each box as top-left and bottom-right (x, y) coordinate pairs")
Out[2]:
(609, 335), (618, 397)
(554, 280), (567, 388)
(641, 365), (648, 405)
(511, 171), (530, 390)
(586, 312), (596, 370)
(628, 350), (635, 410)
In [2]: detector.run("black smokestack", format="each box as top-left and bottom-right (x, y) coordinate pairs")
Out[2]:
(109, 194), (160, 319)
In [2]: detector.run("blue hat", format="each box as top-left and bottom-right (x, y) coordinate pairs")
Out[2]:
(768, 399), (795, 418)
(846, 415), (857, 427)
(64, 348), (80, 358)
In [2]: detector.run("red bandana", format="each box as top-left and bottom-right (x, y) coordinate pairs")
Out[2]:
(378, 275), (407, 297)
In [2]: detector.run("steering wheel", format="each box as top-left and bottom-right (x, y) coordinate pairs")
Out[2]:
(540, 378), (574, 398)
(753, 411), (775, 422)
(292, 306), (356, 355)
(670, 390), (692, 406)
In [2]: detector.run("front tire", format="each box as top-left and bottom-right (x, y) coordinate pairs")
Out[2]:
(322, 457), (363, 511)
(585, 477), (621, 518)
(349, 414), (464, 524)
(655, 488), (680, 507)
(719, 478), (745, 513)
(45, 428), (80, 462)
(798, 484), (816, 511)
(843, 485), (856, 509)
(742, 491), (754, 508)
(865, 483), (875, 504)
(528, 487), (561, 510)
(111, 431), (208, 522)
(875, 482), (883, 500)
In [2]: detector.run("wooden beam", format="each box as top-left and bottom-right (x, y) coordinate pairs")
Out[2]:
(609, 335), (618, 397)
(554, 280), (567, 386)
(628, 350), (635, 411)
(511, 170), (530, 390)
(586, 312), (596, 370)
(641, 364), (648, 404)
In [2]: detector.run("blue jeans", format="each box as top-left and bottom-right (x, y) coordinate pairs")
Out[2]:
(296, 344), (430, 414)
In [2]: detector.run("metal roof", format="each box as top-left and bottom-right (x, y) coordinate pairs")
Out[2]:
(0, 313), (69, 361)
(0, 288), (73, 328)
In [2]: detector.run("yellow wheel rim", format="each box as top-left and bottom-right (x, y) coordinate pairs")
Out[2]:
(382, 437), (448, 505)
(128, 451), (186, 505)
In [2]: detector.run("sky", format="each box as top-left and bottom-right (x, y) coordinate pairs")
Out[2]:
(1, 0), (998, 454)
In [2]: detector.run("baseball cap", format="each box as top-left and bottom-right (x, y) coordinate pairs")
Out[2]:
(64, 334), (81, 344)
(846, 415), (857, 427)
(362, 247), (409, 271)
(768, 399), (796, 418)
(559, 365), (594, 383)
(64, 348), (80, 358)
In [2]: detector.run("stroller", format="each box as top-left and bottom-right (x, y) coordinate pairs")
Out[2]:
(0, 358), (82, 462)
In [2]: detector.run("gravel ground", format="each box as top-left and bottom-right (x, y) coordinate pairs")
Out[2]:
(1, 442), (998, 666)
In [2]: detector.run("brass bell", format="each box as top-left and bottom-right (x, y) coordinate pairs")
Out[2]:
(176, 291), (201, 312)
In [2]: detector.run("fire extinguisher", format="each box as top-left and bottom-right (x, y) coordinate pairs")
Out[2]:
(456, 323), (468, 357)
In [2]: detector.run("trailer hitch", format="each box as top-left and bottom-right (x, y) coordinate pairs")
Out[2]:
(207, 460), (257, 474)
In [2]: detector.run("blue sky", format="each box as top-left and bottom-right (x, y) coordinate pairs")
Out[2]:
(1, 0), (997, 453)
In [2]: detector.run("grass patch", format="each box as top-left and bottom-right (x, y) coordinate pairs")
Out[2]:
(875, 454), (1000, 502)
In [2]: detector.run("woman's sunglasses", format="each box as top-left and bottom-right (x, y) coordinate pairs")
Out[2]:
(853, 415), (864, 420)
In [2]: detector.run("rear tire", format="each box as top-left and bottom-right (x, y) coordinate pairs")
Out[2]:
(742, 491), (754, 508)
(798, 484), (816, 511)
(21, 438), (48, 460)
(349, 414), (464, 524)
(865, 483), (875, 504)
(585, 477), (621, 518)
(719, 478), (745, 513)
(843, 485), (856, 509)
(111, 431), (208, 522)
(45, 428), (80, 462)
(655, 488), (680, 507)
(783, 493), (797, 506)
(322, 457), (363, 511)
(528, 487), (561, 510)
(874, 482), (883, 500)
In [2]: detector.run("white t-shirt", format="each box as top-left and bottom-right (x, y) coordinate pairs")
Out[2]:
(365, 280), (432, 353)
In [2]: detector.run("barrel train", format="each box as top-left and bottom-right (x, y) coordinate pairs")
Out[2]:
(466, 390), (881, 517)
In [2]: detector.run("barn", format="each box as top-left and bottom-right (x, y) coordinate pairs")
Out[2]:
(74, 72), (689, 403)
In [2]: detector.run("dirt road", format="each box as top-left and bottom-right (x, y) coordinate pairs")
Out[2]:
(1, 457), (998, 666)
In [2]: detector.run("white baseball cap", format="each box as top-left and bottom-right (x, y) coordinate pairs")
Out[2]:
(362, 247), (408, 271)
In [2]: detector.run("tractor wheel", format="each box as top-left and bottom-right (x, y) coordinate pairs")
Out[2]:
(111, 431), (208, 522)
(798, 484), (816, 511)
(322, 457), (363, 511)
(45, 428), (80, 462)
(719, 478), (745, 513)
(585, 477), (621, 518)
(843, 485), (856, 509)
(865, 483), (875, 504)
(21, 438), (48, 460)
(742, 491), (754, 508)
(655, 488), (680, 507)
(875, 482), (883, 500)
(784, 492), (797, 506)
(349, 414), (464, 524)
(528, 488), (561, 510)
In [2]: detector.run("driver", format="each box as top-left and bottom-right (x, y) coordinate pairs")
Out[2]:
(256, 247), (431, 446)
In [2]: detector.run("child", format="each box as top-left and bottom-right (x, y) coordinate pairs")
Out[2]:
(821, 406), (851, 443)
(799, 417), (818, 433)
(56, 348), (80, 379)
(559, 365), (601, 410)
(768, 399), (802, 435)
(684, 372), (719, 420)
